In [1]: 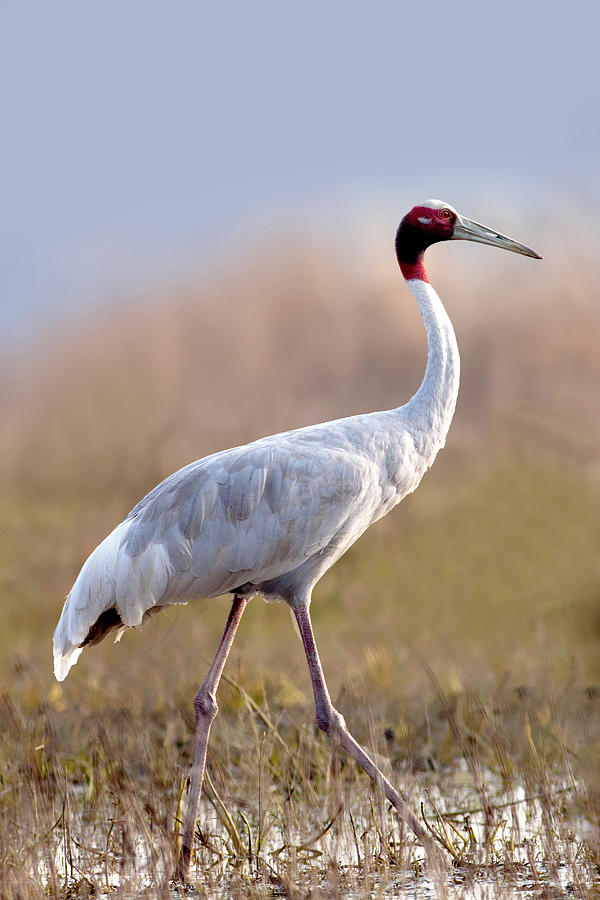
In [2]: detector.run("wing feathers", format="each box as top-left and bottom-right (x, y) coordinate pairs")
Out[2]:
(54, 423), (380, 681)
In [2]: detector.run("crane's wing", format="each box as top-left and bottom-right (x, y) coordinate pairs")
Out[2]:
(54, 426), (380, 679)
(122, 432), (374, 601)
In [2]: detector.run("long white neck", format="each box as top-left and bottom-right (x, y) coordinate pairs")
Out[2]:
(402, 277), (460, 453)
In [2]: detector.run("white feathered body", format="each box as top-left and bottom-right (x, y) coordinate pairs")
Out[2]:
(53, 279), (459, 681)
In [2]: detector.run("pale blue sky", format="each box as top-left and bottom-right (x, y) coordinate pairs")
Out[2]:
(1, 1), (599, 341)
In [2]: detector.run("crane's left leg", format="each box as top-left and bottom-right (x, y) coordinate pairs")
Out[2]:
(293, 604), (445, 868)
(176, 594), (249, 883)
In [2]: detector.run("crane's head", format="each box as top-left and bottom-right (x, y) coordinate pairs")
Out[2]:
(396, 199), (542, 281)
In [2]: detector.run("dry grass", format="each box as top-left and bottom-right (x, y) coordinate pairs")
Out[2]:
(1, 225), (599, 896)
(2, 645), (599, 897)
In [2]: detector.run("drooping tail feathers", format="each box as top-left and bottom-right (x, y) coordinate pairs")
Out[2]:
(53, 523), (124, 681)
(52, 520), (172, 682)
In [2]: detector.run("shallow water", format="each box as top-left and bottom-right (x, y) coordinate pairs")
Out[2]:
(39, 767), (597, 900)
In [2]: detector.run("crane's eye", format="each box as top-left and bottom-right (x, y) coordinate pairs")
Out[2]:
(439, 208), (453, 219)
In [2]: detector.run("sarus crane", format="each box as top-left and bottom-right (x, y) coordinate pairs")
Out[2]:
(53, 200), (541, 879)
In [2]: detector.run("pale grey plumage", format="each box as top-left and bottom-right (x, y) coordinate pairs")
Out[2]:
(53, 266), (462, 682)
(53, 405), (441, 679)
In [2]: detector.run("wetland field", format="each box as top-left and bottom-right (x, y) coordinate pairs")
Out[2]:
(1, 231), (599, 897)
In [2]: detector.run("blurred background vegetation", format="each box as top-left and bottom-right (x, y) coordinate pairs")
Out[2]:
(2, 225), (599, 699)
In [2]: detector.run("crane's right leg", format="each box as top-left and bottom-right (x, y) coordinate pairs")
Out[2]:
(175, 595), (248, 883)
(293, 604), (446, 870)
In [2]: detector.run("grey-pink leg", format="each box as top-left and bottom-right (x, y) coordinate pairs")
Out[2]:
(293, 605), (446, 868)
(176, 595), (248, 882)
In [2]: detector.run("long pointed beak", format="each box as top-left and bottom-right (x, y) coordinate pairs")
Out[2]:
(453, 216), (542, 259)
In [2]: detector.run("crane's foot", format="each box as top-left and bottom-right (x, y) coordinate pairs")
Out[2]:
(173, 845), (193, 886)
